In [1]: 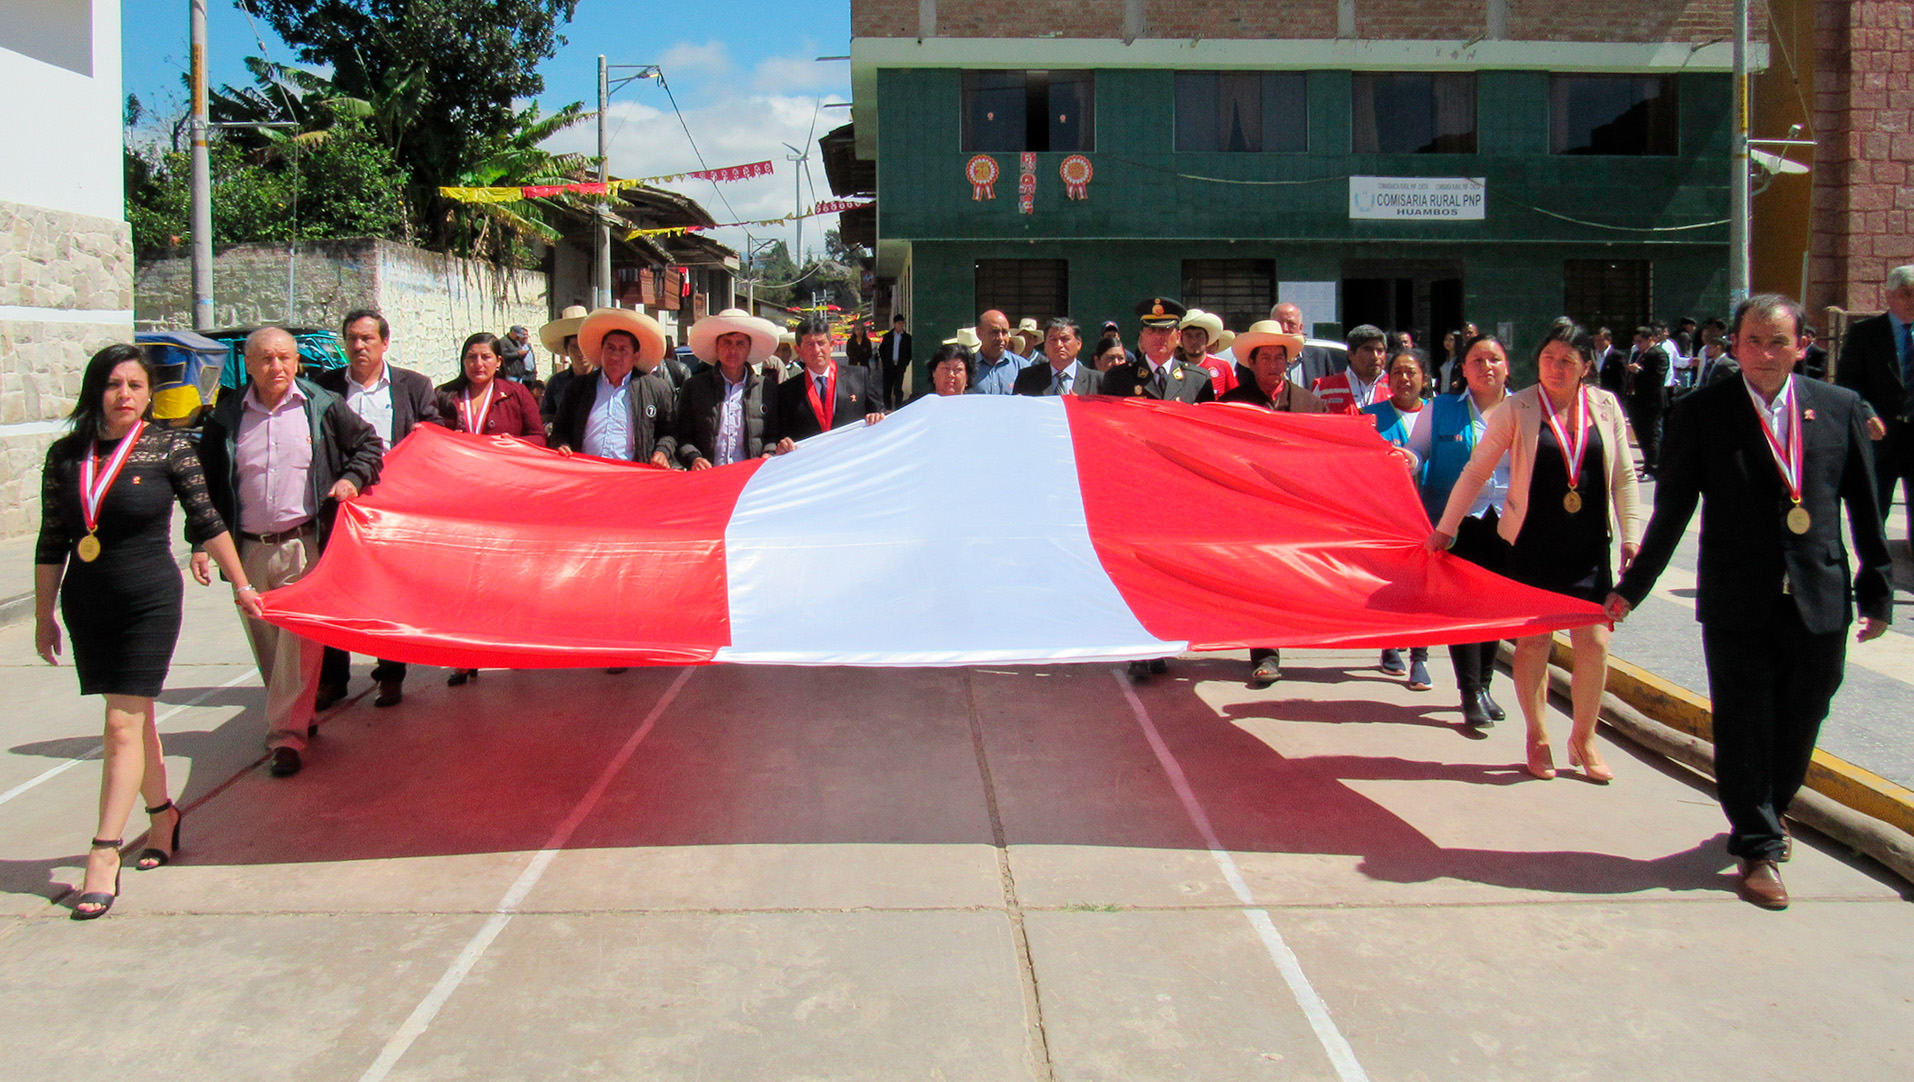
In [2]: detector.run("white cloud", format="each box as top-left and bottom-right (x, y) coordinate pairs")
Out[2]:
(752, 54), (847, 94)
(657, 40), (733, 78)
(542, 57), (854, 260)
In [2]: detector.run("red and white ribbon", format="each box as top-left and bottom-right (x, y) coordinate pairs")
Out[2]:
(1750, 376), (1803, 504)
(1540, 387), (1590, 490)
(80, 420), (145, 533)
(460, 387), (495, 436)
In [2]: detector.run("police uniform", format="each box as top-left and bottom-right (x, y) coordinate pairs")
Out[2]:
(1101, 298), (1217, 405)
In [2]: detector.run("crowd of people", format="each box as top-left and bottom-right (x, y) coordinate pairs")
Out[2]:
(33, 264), (1912, 917)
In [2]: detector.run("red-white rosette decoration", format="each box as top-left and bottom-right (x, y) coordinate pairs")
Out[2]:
(967, 154), (1000, 201)
(1060, 155), (1094, 201)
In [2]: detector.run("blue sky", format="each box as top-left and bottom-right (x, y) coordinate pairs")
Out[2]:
(120, 0), (855, 256)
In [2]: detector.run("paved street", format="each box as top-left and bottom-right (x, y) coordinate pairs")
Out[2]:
(3, 577), (1912, 1081)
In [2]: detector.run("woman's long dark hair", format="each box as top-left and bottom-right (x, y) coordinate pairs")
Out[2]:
(441, 332), (502, 394)
(1533, 320), (1594, 370)
(56, 343), (155, 455)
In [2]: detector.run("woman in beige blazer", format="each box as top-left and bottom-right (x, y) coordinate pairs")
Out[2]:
(1427, 322), (1645, 782)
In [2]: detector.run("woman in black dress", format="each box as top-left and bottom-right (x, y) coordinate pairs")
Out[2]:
(1429, 323), (1644, 782)
(34, 344), (262, 919)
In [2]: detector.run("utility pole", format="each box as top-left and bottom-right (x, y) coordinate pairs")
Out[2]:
(1729, 0), (1750, 305)
(189, 0), (213, 330)
(596, 55), (611, 309)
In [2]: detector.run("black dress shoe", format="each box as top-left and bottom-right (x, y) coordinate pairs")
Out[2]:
(269, 747), (303, 777)
(312, 681), (346, 712)
(374, 678), (404, 707)
(1126, 660), (1151, 684)
(1148, 658), (1168, 674)
(1480, 687), (1506, 721)
(1460, 691), (1491, 727)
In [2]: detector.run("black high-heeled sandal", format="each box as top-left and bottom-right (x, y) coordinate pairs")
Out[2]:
(71, 839), (122, 921)
(135, 800), (182, 870)
(447, 668), (478, 687)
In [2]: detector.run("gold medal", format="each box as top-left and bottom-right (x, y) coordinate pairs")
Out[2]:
(76, 533), (102, 563)
(1786, 504), (1811, 534)
(1563, 491), (1583, 514)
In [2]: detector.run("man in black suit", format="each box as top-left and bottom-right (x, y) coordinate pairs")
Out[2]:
(550, 308), (678, 467)
(1594, 327), (1627, 395)
(880, 313), (912, 411)
(1835, 264), (1914, 541)
(1608, 293), (1891, 910)
(313, 308), (443, 709)
(1012, 317), (1103, 397)
(1624, 325), (1670, 477)
(769, 315), (885, 450)
(676, 308), (777, 468)
(1101, 297), (1215, 405)
(1271, 302), (1344, 388)
(1796, 323), (1829, 381)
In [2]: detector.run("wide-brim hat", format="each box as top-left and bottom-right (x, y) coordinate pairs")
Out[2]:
(688, 308), (780, 364)
(944, 327), (982, 351)
(1135, 296), (1187, 328)
(1179, 308), (1225, 341)
(538, 305), (591, 356)
(578, 307), (666, 365)
(1015, 317), (1041, 336)
(1215, 328), (1236, 352)
(1231, 320), (1306, 363)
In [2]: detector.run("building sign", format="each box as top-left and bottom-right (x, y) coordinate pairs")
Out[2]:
(1349, 176), (1486, 221)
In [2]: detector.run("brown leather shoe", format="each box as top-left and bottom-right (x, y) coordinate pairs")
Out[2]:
(373, 678), (404, 708)
(1780, 823), (1794, 863)
(1739, 858), (1789, 910)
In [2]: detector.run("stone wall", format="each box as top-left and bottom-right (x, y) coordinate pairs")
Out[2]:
(0, 199), (134, 540)
(134, 238), (550, 385)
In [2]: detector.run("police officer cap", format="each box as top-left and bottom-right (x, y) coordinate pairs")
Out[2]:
(1134, 297), (1187, 328)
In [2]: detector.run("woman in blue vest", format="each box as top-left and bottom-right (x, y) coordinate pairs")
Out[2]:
(1363, 351), (1434, 691)
(1408, 334), (1514, 729)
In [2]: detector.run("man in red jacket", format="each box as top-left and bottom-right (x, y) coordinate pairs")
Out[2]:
(1313, 324), (1390, 414)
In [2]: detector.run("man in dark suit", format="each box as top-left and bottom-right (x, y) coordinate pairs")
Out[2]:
(1012, 317), (1103, 396)
(880, 313), (912, 411)
(1101, 297), (1215, 405)
(1624, 325), (1670, 477)
(1796, 323), (1829, 381)
(1594, 327), (1628, 395)
(769, 315), (885, 450)
(676, 308), (777, 467)
(313, 308), (442, 709)
(1271, 302), (1344, 388)
(550, 308), (678, 466)
(1608, 293), (1891, 910)
(1835, 264), (1914, 541)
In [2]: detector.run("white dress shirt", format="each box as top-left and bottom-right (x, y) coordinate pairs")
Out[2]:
(344, 365), (396, 448)
(715, 370), (748, 466)
(581, 371), (635, 460)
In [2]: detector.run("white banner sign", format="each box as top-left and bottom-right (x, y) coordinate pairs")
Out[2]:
(1349, 176), (1486, 220)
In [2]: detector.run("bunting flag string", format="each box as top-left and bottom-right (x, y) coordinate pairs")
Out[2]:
(625, 199), (873, 241)
(440, 159), (775, 205)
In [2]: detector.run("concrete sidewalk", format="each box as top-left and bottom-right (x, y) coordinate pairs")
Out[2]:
(1, 587), (1911, 1081)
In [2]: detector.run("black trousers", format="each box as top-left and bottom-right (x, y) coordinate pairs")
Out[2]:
(1700, 596), (1848, 861)
(883, 360), (910, 410)
(1872, 417), (1914, 541)
(1446, 510), (1510, 693)
(320, 646), (407, 689)
(1627, 400), (1664, 474)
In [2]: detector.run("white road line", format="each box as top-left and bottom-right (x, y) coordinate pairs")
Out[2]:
(0, 669), (257, 809)
(1114, 671), (1370, 1082)
(356, 666), (696, 1082)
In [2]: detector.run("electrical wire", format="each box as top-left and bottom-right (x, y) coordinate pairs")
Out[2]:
(657, 73), (741, 222)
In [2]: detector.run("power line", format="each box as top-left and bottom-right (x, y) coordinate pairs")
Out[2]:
(656, 73), (740, 221)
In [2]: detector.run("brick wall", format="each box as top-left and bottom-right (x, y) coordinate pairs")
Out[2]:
(1810, 0), (1914, 313)
(854, 0), (1737, 41)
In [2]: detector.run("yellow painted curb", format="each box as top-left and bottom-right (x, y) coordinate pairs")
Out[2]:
(1550, 633), (1914, 839)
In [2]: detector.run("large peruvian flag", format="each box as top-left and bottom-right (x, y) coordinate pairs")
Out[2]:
(261, 395), (1602, 668)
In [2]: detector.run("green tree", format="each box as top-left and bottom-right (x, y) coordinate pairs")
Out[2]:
(241, 1), (581, 253)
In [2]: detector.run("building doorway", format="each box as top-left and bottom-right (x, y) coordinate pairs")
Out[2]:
(1340, 259), (1464, 360)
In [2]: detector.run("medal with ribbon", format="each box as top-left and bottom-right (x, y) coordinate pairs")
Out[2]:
(806, 365), (838, 433)
(459, 385), (495, 436)
(1750, 377), (1810, 534)
(76, 419), (145, 563)
(1541, 387), (1590, 513)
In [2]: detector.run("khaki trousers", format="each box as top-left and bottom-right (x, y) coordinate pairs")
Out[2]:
(239, 532), (322, 751)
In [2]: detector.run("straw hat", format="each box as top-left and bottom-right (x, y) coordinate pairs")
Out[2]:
(538, 304), (590, 356)
(1230, 320), (1306, 364)
(1215, 328), (1236, 353)
(577, 307), (666, 365)
(687, 308), (780, 364)
(944, 327), (982, 351)
(1179, 308), (1226, 344)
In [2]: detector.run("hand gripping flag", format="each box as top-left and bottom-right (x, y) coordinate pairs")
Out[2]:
(261, 396), (1602, 668)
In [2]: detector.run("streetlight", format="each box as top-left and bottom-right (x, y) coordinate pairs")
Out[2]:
(596, 58), (661, 309)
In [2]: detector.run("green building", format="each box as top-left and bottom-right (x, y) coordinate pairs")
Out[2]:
(848, 18), (1756, 381)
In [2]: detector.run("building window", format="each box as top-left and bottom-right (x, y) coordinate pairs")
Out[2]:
(962, 71), (1095, 153)
(1351, 74), (1476, 154)
(1174, 73), (1307, 153)
(1563, 259), (1653, 336)
(1551, 75), (1679, 155)
(975, 259), (1069, 325)
(1182, 259), (1275, 333)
